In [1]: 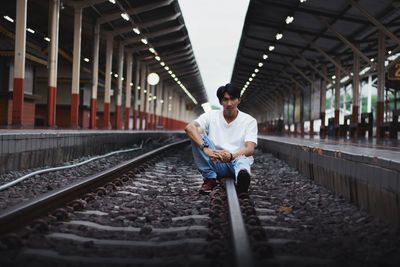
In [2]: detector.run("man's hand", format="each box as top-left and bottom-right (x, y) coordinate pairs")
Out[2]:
(213, 150), (232, 163)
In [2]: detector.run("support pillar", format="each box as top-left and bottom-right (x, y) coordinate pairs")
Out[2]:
(115, 43), (124, 129)
(12, 0), (27, 126)
(90, 23), (100, 129)
(47, 0), (60, 127)
(133, 58), (140, 130)
(70, 7), (82, 128)
(124, 52), (132, 130)
(376, 31), (385, 138)
(352, 50), (360, 137)
(334, 62), (341, 136)
(103, 34), (113, 129)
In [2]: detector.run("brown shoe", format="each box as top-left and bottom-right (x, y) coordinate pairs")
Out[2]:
(199, 179), (217, 195)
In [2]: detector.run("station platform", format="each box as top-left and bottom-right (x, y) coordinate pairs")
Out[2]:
(258, 135), (400, 226)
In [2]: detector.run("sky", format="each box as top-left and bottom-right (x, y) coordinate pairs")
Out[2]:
(179, 0), (250, 107)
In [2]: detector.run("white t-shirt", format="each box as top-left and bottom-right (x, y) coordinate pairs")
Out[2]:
(195, 109), (258, 163)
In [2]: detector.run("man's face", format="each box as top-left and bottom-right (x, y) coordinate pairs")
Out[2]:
(221, 92), (240, 111)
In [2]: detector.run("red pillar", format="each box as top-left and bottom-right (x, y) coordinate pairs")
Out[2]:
(90, 99), (97, 128)
(103, 103), (110, 129)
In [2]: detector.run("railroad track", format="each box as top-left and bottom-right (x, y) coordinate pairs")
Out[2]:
(0, 140), (271, 267)
(2, 141), (398, 267)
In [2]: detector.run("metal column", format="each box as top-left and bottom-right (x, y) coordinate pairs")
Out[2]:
(103, 34), (113, 129)
(376, 31), (385, 138)
(70, 7), (82, 128)
(12, 0), (27, 126)
(90, 23), (100, 129)
(115, 43), (124, 129)
(133, 58), (140, 130)
(47, 0), (60, 127)
(334, 62), (341, 135)
(124, 52), (132, 130)
(352, 50), (360, 137)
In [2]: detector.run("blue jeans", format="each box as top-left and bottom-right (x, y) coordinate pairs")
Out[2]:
(191, 134), (251, 182)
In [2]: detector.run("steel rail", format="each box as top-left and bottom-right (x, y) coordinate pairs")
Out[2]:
(225, 178), (255, 267)
(0, 139), (189, 237)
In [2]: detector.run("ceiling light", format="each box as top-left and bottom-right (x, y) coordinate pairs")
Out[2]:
(171, 74), (176, 78)
(160, 62), (165, 66)
(285, 16), (294, 24)
(109, 0), (116, 4)
(370, 58), (374, 62)
(275, 33), (283, 40)
(388, 50), (392, 55)
(168, 70), (172, 74)
(177, 81), (181, 85)
(137, 86), (141, 90)
(246, 81), (249, 85)
(332, 75), (336, 79)
(258, 62), (263, 67)
(149, 47), (156, 54)
(269, 45), (275, 51)
(263, 54), (268, 60)
(249, 77), (253, 82)
(164, 66), (169, 71)
(252, 73), (256, 77)
(44, 37), (51, 42)
(3, 16), (14, 23)
(300, 0), (307, 3)
(174, 77), (178, 81)
(144, 90), (147, 93)
(27, 28), (35, 34)
(121, 13), (130, 21)
(155, 56), (160, 61)
(130, 82), (133, 86)
(254, 68), (259, 73)
(114, 73), (118, 78)
(160, 100), (164, 104)
(140, 38), (148, 45)
(84, 57), (90, 62)
(133, 27), (140, 34)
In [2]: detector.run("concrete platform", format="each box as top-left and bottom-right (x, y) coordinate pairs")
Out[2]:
(0, 130), (185, 174)
(258, 135), (400, 226)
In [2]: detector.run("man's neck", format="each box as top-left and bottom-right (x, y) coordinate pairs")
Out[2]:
(223, 109), (238, 123)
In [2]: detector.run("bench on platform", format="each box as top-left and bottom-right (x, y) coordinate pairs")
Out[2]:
(358, 112), (373, 138)
(380, 110), (400, 139)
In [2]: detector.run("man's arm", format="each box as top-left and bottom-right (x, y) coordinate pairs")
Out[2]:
(184, 121), (222, 162)
(232, 141), (256, 159)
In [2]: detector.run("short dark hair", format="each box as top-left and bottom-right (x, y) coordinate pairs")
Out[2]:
(216, 83), (240, 103)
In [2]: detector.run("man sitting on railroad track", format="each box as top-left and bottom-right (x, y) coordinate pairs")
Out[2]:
(185, 83), (258, 195)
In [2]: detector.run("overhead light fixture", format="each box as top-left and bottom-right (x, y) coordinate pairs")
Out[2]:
(140, 38), (148, 45)
(155, 56), (161, 61)
(258, 62), (263, 67)
(177, 81), (181, 85)
(285, 16), (294, 24)
(171, 74), (176, 78)
(388, 50), (392, 55)
(160, 62), (165, 66)
(164, 66), (169, 71)
(160, 99), (164, 104)
(133, 27), (140, 34)
(300, 0), (307, 2)
(263, 54), (268, 60)
(251, 73), (256, 77)
(168, 70), (172, 74)
(246, 81), (249, 85)
(130, 82), (133, 86)
(114, 73), (118, 78)
(121, 13), (130, 21)
(109, 0), (116, 4)
(44, 37), (51, 42)
(84, 57), (90, 62)
(27, 28), (35, 34)
(269, 45), (275, 51)
(137, 86), (141, 90)
(275, 33), (283, 40)
(149, 47), (156, 54)
(3, 15), (14, 23)
(249, 77), (253, 81)
(370, 58), (374, 62)
(254, 68), (259, 73)
(144, 89), (147, 93)
(332, 75), (336, 79)
(174, 77), (178, 81)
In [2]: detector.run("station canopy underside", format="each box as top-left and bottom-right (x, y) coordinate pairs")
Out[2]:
(231, 0), (400, 115)
(1, 0), (207, 112)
